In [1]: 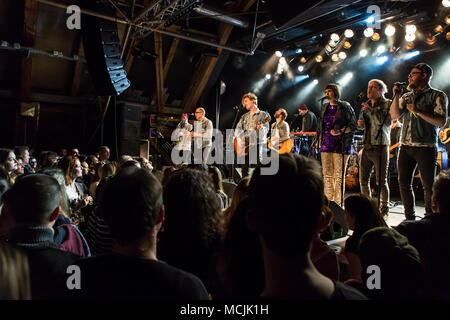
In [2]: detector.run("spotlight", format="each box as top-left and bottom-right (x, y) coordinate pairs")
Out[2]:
(365, 16), (375, 24)
(338, 52), (347, 60)
(406, 42), (415, 50)
(403, 50), (420, 60)
(331, 53), (339, 62)
(385, 25), (396, 37)
(344, 29), (354, 38)
(328, 40), (337, 47)
(343, 41), (351, 49)
(376, 55), (389, 65)
(443, 0), (450, 7)
(313, 79), (319, 85)
(405, 33), (416, 42)
(360, 49), (368, 57)
(447, 32), (450, 41)
(315, 55), (323, 63)
(446, 15), (450, 25)
(364, 27), (374, 38)
(275, 50), (283, 57)
(325, 45), (333, 53)
(405, 25), (417, 34)
(434, 25), (444, 34)
(265, 74), (271, 80)
(330, 33), (340, 42)
(296, 48), (303, 54)
(300, 57), (307, 63)
(377, 45), (386, 54)
(371, 32), (380, 41)
(298, 65), (304, 72)
(426, 34), (437, 45)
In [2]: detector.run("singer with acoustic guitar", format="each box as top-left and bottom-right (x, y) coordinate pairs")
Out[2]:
(390, 63), (448, 220)
(234, 92), (271, 178)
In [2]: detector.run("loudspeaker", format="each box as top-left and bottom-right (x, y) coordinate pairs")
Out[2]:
(81, 1), (130, 96)
(104, 102), (142, 157)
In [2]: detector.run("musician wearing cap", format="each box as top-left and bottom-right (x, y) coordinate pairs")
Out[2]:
(390, 62), (448, 220)
(291, 104), (318, 133)
(357, 79), (392, 217)
(316, 83), (357, 206)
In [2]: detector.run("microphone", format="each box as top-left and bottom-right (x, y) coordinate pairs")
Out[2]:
(394, 82), (407, 86)
(318, 96), (327, 101)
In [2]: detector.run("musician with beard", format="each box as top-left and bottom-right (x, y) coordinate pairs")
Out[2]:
(390, 63), (448, 220)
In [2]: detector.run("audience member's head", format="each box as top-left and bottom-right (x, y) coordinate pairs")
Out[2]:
(101, 162), (117, 180)
(249, 153), (324, 259)
(0, 148), (18, 174)
(208, 166), (224, 193)
(0, 241), (31, 300)
(2, 174), (62, 228)
(0, 170), (9, 207)
(358, 227), (426, 299)
(92, 162), (104, 183)
(432, 170), (450, 214)
(38, 167), (71, 218)
(223, 176), (250, 224)
(136, 157), (153, 171)
(100, 167), (163, 247)
(118, 155), (133, 167)
(38, 151), (59, 169)
(344, 194), (387, 237)
(14, 146), (30, 165)
(98, 146), (110, 162)
(119, 159), (141, 171)
(58, 156), (82, 186)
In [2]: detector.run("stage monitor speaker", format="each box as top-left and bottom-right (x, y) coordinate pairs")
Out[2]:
(81, 1), (131, 96)
(104, 102), (142, 157)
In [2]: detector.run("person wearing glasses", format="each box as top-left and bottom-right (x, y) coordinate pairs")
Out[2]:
(390, 63), (448, 220)
(191, 107), (213, 164)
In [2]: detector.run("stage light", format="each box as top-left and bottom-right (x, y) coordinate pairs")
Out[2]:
(325, 45), (333, 53)
(434, 25), (444, 34)
(446, 15), (450, 25)
(376, 55), (389, 65)
(315, 55), (323, 63)
(313, 79), (319, 85)
(343, 41), (351, 49)
(426, 34), (437, 45)
(265, 74), (271, 80)
(405, 25), (417, 34)
(365, 16), (375, 24)
(389, 46), (397, 53)
(406, 42), (415, 50)
(331, 53), (339, 62)
(300, 57), (307, 63)
(330, 33), (340, 42)
(344, 29), (354, 38)
(296, 48), (303, 54)
(371, 32), (380, 41)
(443, 0), (450, 7)
(405, 33), (416, 42)
(338, 52), (347, 60)
(275, 50), (283, 57)
(360, 49), (368, 57)
(329, 39), (337, 47)
(403, 50), (420, 60)
(364, 27), (374, 38)
(447, 32), (450, 40)
(385, 25), (396, 37)
(339, 72), (353, 86)
(298, 65), (304, 72)
(377, 45), (386, 54)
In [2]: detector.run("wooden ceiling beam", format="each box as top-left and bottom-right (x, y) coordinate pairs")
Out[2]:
(181, 0), (256, 113)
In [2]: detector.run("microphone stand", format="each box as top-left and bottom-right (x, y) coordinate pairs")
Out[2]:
(229, 106), (243, 182)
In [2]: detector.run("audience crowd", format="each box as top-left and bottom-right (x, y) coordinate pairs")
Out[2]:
(1, 145), (450, 300)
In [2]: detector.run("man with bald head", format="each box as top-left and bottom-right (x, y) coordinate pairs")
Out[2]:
(2, 174), (79, 299)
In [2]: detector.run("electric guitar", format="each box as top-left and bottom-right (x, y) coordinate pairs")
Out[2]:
(234, 116), (271, 156)
(268, 138), (294, 154)
(440, 128), (450, 144)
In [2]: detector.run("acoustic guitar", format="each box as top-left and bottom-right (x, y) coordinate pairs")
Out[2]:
(345, 154), (359, 190)
(268, 138), (294, 154)
(234, 116), (271, 156)
(440, 128), (450, 144)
